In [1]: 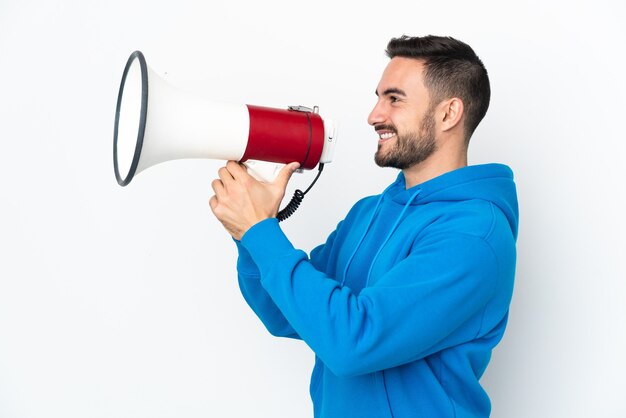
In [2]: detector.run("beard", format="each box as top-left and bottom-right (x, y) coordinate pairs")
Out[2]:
(374, 108), (437, 170)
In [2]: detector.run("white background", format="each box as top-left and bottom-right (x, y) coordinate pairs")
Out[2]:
(1, 0), (625, 417)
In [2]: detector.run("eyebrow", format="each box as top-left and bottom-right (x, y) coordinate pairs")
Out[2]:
(375, 87), (407, 97)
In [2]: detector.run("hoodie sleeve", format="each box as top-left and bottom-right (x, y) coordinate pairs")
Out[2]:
(235, 240), (300, 339)
(235, 221), (342, 340)
(240, 218), (501, 378)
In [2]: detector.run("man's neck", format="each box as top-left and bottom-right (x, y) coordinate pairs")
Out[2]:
(402, 152), (468, 189)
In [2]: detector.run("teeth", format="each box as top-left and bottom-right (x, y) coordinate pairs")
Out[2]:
(379, 132), (396, 139)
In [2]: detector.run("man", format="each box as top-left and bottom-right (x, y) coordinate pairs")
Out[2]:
(209, 35), (518, 418)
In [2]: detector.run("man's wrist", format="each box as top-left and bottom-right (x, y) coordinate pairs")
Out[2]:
(232, 215), (273, 241)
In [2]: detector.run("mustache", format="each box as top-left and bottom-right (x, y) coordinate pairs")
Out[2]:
(375, 124), (397, 133)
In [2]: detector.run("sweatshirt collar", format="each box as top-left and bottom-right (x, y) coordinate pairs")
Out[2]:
(385, 164), (514, 205)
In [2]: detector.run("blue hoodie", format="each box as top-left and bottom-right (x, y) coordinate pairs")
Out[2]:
(235, 163), (518, 418)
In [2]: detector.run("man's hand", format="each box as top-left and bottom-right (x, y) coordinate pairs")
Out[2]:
(209, 161), (300, 240)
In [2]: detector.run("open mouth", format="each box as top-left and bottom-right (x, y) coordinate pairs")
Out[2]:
(379, 132), (396, 140)
(376, 125), (397, 142)
(377, 129), (397, 145)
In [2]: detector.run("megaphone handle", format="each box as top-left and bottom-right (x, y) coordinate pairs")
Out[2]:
(243, 160), (286, 182)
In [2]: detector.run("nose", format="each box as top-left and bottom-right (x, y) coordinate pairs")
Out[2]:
(368, 99), (385, 126)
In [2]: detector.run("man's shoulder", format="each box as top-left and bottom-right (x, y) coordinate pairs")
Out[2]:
(415, 199), (508, 241)
(345, 194), (383, 216)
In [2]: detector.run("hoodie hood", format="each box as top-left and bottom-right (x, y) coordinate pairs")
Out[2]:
(384, 164), (519, 239)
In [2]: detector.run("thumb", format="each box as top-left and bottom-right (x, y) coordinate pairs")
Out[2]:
(275, 162), (300, 188)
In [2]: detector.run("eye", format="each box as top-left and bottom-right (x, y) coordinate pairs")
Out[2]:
(389, 95), (398, 103)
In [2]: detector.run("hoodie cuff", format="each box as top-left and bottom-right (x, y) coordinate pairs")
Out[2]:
(234, 239), (260, 275)
(240, 218), (296, 271)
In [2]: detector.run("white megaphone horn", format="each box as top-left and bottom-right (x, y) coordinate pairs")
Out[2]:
(113, 50), (338, 188)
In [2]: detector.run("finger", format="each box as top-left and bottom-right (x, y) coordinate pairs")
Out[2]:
(208, 195), (218, 213)
(218, 166), (235, 186)
(211, 178), (225, 195)
(226, 160), (248, 180)
(275, 162), (300, 188)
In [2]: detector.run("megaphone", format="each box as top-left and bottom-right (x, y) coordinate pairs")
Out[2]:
(113, 51), (337, 188)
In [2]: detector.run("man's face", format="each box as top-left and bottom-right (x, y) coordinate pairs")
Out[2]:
(368, 57), (437, 169)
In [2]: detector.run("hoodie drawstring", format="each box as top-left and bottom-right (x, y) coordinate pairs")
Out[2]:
(364, 188), (421, 287)
(340, 184), (422, 287)
(339, 184), (393, 286)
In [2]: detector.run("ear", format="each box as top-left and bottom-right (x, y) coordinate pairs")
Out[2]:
(439, 98), (464, 132)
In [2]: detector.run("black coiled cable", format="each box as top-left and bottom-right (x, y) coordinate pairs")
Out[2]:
(277, 189), (305, 222)
(277, 163), (325, 222)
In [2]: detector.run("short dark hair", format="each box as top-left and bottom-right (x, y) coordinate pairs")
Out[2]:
(386, 35), (490, 141)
